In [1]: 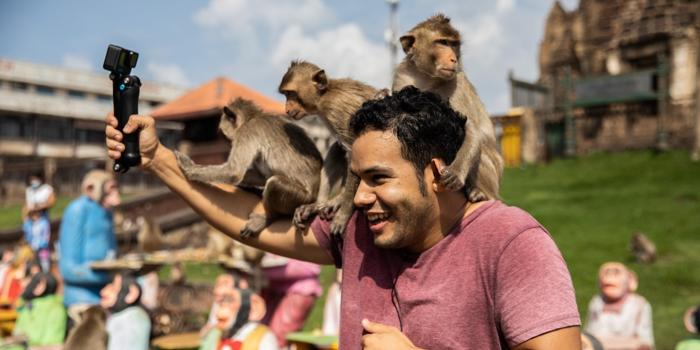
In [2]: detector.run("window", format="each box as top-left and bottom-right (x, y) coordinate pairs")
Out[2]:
(35, 85), (55, 96)
(0, 115), (33, 138)
(68, 90), (86, 99)
(11, 81), (28, 91)
(36, 117), (73, 142)
(76, 129), (106, 144)
(96, 94), (112, 104)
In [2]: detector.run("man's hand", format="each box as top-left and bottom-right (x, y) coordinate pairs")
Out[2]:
(105, 113), (161, 169)
(361, 319), (422, 350)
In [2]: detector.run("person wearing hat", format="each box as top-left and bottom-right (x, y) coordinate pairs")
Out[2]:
(676, 306), (700, 350)
(58, 169), (120, 326)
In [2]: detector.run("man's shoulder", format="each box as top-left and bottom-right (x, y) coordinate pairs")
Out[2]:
(465, 201), (547, 242)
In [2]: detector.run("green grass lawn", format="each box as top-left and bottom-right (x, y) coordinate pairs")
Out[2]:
(500, 150), (700, 349)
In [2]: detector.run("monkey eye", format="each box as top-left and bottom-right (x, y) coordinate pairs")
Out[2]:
(284, 90), (298, 100)
(435, 39), (450, 46)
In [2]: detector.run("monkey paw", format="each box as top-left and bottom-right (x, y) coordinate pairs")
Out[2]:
(293, 204), (318, 231)
(467, 188), (488, 202)
(317, 200), (343, 220)
(241, 214), (267, 239)
(174, 151), (194, 171)
(329, 207), (352, 238)
(438, 166), (465, 192)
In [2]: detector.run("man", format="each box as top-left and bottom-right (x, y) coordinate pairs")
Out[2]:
(58, 169), (119, 322)
(105, 87), (581, 349)
(100, 273), (151, 350)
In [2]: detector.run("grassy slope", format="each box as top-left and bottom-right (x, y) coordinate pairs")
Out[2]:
(500, 150), (700, 350)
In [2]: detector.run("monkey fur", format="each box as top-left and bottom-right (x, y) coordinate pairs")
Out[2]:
(278, 60), (379, 237)
(630, 232), (656, 264)
(393, 14), (504, 202)
(175, 98), (322, 238)
(63, 305), (108, 350)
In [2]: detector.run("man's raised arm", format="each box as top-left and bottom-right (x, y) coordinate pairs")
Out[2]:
(105, 113), (333, 265)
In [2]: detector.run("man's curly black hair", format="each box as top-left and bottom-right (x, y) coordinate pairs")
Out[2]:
(349, 86), (467, 195)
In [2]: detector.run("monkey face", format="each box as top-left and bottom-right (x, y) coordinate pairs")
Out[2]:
(404, 29), (461, 81)
(351, 130), (439, 252)
(598, 262), (632, 302)
(281, 90), (310, 120)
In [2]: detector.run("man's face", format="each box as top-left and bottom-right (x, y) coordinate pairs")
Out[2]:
(100, 274), (121, 309)
(101, 180), (121, 209)
(598, 262), (630, 302)
(351, 130), (439, 252)
(213, 274), (235, 303)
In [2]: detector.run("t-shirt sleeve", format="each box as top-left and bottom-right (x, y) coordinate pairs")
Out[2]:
(495, 227), (581, 347)
(310, 217), (343, 268)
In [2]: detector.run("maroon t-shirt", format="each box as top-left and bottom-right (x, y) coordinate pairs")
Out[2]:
(311, 200), (580, 349)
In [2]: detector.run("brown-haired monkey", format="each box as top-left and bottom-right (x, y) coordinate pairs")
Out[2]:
(393, 14), (504, 201)
(63, 305), (108, 350)
(175, 98), (323, 238)
(278, 61), (378, 237)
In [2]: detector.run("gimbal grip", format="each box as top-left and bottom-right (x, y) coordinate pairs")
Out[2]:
(113, 75), (142, 173)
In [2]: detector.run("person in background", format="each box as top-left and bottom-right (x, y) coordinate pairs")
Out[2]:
(261, 254), (321, 347)
(23, 173), (55, 220)
(58, 169), (119, 325)
(585, 262), (654, 350)
(675, 305), (700, 350)
(100, 272), (151, 350)
(8, 272), (66, 348)
(22, 208), (51, 272)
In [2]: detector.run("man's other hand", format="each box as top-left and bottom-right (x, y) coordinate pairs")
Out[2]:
(361, 319), (422, 350)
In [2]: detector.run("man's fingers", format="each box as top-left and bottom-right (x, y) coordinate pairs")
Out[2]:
(123, 114), (153, 134)
(107, 150), (122, 160)
(106, 138), (124, 152)
(105, 112), (118, 127)
(362, 319), (394, 334)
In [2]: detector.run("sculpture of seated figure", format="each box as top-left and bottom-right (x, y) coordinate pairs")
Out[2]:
(585, 262), (654, 350)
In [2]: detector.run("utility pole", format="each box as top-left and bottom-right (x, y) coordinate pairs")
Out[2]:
(385, 0), (400, 86)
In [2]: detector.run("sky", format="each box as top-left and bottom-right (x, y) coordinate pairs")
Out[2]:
(0, 0), (579, 114)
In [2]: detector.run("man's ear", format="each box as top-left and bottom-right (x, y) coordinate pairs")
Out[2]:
(248, 293), (266, 322)
(430, 159), (448, 192)
(125, 284), (140, 305)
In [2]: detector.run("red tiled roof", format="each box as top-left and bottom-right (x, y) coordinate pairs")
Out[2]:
(151, 76), (284, 120)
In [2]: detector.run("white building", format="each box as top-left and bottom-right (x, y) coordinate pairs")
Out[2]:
(0, 58), (186, 199)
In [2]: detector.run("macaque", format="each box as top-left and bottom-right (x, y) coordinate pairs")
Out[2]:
(64, 305), (108, 350)
(175, 98), (323, 238)
(278, 61), (378, 237)
(629, 232), (656, 263)
(393, 14), (503, 201)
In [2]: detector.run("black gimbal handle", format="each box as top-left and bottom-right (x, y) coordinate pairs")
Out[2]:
(111, 73), (142, 173)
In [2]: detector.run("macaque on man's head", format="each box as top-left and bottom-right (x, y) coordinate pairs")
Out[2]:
(598, 262), (638, 303)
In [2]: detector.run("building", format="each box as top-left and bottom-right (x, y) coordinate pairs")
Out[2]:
(0, 58), (187, 200)
(511, 0), (700, 160)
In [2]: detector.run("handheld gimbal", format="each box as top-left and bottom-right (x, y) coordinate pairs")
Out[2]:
(103, 44), (142, 173)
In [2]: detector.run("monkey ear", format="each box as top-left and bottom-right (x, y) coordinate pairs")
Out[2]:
(400, 35), (415, 54)
(125, 284), (140, 305)
(312, 69), (328, 92)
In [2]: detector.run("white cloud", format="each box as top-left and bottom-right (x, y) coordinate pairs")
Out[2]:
(194, 0), (333, 38)
(147, 62), (189, 86)
(62, 54), (93, 71)
(270, 24), (392, 89)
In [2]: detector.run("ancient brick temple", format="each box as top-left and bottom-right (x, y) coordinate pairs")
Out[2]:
(535, 0), (700, 158)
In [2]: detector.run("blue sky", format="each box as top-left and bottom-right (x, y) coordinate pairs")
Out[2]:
(0, 0), (578, 114)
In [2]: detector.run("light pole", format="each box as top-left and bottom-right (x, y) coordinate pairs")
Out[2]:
(385, 0), (400, 86)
